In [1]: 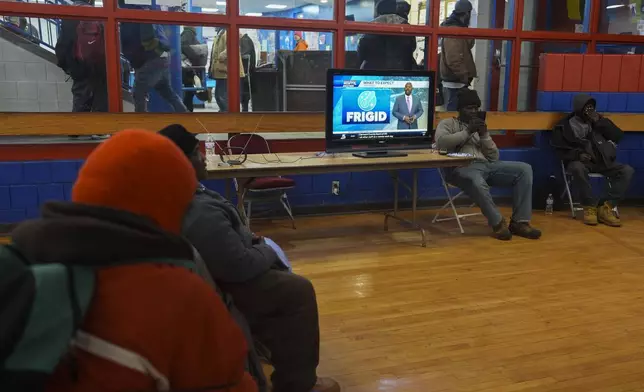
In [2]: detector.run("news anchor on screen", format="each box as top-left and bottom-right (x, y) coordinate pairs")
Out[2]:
(392, 82), (424, 129)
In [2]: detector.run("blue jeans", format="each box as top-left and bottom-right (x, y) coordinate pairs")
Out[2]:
(446, 160), (534, 227)
(133, 56), (187, 113)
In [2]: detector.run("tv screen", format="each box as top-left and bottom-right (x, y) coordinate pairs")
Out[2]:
(325, 69), (435, 153)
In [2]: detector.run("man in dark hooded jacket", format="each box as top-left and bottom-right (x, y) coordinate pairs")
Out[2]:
(552, 93), (633, 227)
(357, 0), (416, 70)
(440, 0), (476, 111)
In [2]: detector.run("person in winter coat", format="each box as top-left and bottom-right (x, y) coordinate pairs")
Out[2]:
(22, 130), (257, 392)
(552, 93), (634, 227)
(435, 89), (542, 241)
(293, 31), (309, 51)
(357, 0), (416, 70)
(439, 0), (477, 111)
(240, 33), (256, 112)
(209, 28), (246, 112)
(55, 0), (108, 113)
(159, 124), (341, 392)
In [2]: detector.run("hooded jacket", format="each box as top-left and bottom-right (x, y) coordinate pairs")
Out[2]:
(209, 29), (246, 79)
(357, 0), (417, 70)
(183, 186), (281, 284)
(552, 94), (624, 169)
(439, 13), (476, 84)
(14, 130), (257, 392)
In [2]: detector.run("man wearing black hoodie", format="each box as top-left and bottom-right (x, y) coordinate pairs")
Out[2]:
(440, 0), (476, 111)
(552, 93), (633, 227)
(357, 0), (416, 70)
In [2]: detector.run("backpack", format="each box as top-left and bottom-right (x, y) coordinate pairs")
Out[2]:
(0, 244), (194, 392)
(120, 23), (170, 68)
(72, 5), (105, 67)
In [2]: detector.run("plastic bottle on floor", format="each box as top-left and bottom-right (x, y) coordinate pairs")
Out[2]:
(545, 193), (554, 215)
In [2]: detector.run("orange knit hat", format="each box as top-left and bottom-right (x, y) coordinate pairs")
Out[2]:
(72, 129), (197, 234)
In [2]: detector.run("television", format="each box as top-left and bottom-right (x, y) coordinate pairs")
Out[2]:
(325, 68), (435, 158)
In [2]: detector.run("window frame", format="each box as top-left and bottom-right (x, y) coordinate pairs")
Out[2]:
(0, 0), (643, 145)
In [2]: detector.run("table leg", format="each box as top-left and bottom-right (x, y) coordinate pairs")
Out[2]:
(384, 169), (428, 247)
(225, 178), (231, 200)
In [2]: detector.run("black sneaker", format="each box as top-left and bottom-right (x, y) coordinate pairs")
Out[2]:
(509, 221), (542, 239)
(492, 218), (512, 241)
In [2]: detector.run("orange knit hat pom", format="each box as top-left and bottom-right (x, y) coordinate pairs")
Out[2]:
(72, 129), (197, 234)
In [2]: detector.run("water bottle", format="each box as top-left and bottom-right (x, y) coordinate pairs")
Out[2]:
(545, 193), (554, 215)
(204, 134), (216, 166)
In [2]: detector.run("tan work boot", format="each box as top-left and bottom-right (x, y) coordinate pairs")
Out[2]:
(312, 377), (341, 392)
(583, 206), (598, 226)
(598, 201), (621, 227)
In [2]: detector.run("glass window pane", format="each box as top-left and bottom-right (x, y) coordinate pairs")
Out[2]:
(238, 29), (333, 112)
(346, 32), (425, 70)
(117, 0), (224, 15)
(119, 23), (221, 113)
(239, 0), (333, 19)
(438, 0), (513, 30)
(596, 42), (644, 54)
(599, 0), (643, 35)
(437, 37), (511, 114)
(0, 16), (108, 112)
(346, 0), (426, 25)
(523, 0), (591, 32)
(517, 41), (586, 112)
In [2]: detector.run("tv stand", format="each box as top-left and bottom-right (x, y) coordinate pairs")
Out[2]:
(352, 151), (408, 158)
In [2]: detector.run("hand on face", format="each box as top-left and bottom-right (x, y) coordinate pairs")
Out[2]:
(583, 104), (600, 123)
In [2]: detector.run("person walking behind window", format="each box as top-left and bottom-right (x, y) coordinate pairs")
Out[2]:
(120, 20), (187, 113)
(439, 0), (477, 111)
(55, 0), (108, 114)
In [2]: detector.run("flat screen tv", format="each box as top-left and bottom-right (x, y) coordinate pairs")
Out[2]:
(325, 68), (435, 158)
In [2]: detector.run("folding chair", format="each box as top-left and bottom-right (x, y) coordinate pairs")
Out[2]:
(560, 160), (619, 218)
(432, 168), (482, 234)
(227, 134), (296, 229)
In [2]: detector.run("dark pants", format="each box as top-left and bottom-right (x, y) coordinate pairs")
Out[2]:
(215, 79), (250, 112)
(71, 77), (108, 112)
(221, 270), (319, 392)
(567, 161), (634, 207)
(443, 86), (467, 111)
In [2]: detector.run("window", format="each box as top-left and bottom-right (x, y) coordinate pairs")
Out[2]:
(438, 0), (514, 29)
(0, 16), (108, 112)
(118, 0), (225, 15)
(347, 0), (425, 25)
(437, 37), (511, 112)
(599, 0), (642, 35)
(119, 23), (220, 113)
(239, 28), (333, 112)
(516, 41), (586, 112)
(239, 0), (333, 19)
(523, 0), (591, 32)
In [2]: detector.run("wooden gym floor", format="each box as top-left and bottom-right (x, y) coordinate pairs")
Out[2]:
(255, 207), (644, 392)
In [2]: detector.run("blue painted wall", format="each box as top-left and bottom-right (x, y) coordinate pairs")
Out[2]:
(2, 134), (644, 224)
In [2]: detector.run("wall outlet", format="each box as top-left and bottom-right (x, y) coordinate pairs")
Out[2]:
(331, 181), (340, 196)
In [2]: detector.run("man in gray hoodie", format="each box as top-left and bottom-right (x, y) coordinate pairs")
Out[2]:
(158, 124), (340, 392)
(434, 89), (541, 241)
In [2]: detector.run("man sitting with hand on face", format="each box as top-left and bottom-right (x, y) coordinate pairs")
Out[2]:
(434, 89), (542, 241)
(552, 93), (633, 227)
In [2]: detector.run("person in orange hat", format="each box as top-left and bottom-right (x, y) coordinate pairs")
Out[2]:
(9, 130), (257, 392)
(293, 31), (308, 51)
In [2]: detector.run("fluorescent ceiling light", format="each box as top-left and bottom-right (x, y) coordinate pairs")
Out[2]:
(216, 1), (226, 5)
(245, 12), (263, 15)
(606, 4), (625, 8)
(265, 3), (288, 9)
(202, 7), (219, 12)
(320, 0), (328, 3)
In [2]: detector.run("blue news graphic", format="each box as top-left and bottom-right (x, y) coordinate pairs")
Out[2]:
(331, 74), (431, 136)
(341, 89), (391, 125)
